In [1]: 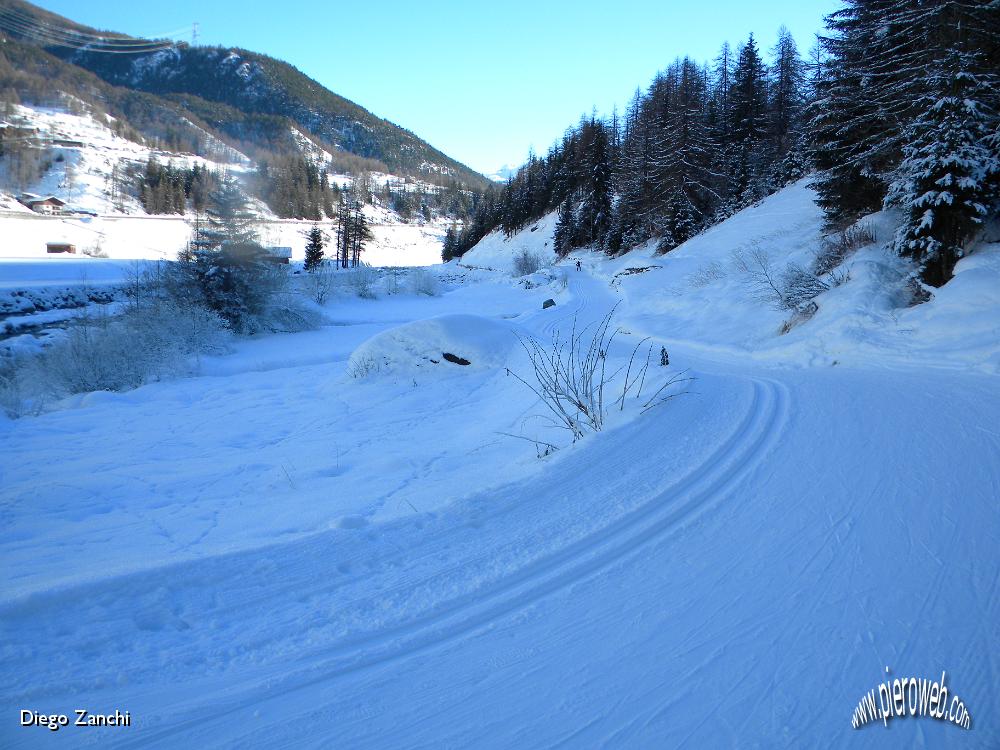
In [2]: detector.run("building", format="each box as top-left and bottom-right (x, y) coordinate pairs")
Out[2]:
(264, 246), (292, 264)
(19, 195), (67, 215)
(46, 242), (76, 254)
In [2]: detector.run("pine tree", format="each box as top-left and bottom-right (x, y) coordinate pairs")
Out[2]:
(653, 57), (720, 250)
(809, 0), (998, 228)
(769, 27), (806, 163)
(553, 198), (575, 257)
(335, 200), (373, 268)
(888, 56), (998, 286)
(304, 224), (325, 271)
(578, 120), (613, 246)
(441, 226), (459, 262)
(207, 177), (258, 247)
(728, 35), (770, 206)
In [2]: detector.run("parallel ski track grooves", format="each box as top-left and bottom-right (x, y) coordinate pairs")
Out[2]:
(123, 377), (789, 748)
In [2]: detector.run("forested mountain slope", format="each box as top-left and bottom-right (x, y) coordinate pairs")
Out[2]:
(0, 0), (489, 190)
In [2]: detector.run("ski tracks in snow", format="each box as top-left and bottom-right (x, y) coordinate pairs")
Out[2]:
(108, 378), (788, 748)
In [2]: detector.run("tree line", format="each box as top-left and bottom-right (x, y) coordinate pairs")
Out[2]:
(810, 0), (998, 286)
(137, 158), (218, 215)
(448, 1), (999, 287)
(448, 27), (811, 261)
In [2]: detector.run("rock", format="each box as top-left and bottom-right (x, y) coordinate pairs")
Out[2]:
(442, 352), (471, 366)
(542, 298), (556, 309)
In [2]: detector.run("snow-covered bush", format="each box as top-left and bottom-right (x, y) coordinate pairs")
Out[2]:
(165, 243), (299, 335)
(301, 260), (337, 304)
(512, 250), (543, 277)
(2, 299), (230, 416)
(409, 269), (440, 296)
(345, 264), (378, 299)
(348, 315), (516, 379)
(0, 363), (30, 419)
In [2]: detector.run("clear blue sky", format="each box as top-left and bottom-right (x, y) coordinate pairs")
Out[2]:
(33, 0), (840, 176)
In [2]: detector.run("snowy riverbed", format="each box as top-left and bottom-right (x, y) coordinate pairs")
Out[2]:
(1, 182), (998, 748)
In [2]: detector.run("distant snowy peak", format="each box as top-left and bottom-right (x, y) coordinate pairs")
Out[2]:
(486, 164), (520, 183)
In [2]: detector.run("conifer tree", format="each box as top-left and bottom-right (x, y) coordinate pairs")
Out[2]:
(304, 224), (325, 271)
(553, 198), (575, 257)
(728, 35), (770, 205)
(888, 55), (998, 286)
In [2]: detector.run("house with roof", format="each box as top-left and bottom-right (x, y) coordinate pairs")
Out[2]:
(17, 195), (67, 215)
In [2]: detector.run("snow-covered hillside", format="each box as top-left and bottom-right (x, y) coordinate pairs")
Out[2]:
(1, 181), (997, 748)
(0, 104), (452, 266)
(459, 210), (559, 272)
(474, 180), (998, 372)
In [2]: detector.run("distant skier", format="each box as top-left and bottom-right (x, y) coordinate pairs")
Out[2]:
(575, 260), (581, 271)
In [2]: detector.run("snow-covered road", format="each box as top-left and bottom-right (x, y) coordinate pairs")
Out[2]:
(2, 270), (998, 748)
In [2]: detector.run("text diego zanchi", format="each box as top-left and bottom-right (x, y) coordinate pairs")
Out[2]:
(21, 709), (131, 731)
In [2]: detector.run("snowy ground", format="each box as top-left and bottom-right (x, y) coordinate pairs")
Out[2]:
(1, 182), (998, 748)
(0, 103), (452, 266)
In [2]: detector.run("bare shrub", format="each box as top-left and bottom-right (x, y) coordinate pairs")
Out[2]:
(733, 244), (789, 310)
(0, 361), (32, 419)
(4, 299), (230, 415)
(345, 265), (378, 299)
(781, 263), (831, 309)
(347, 353), (384, 379)
(734, 243), (844, 314)
(686, 260), (727, 289)
(0, 263), (238, 416)
(409, 269), (440, 296)
(302, 260), (337, 304)
(508, 306), (692, 442)
(512, 250), (543, 277)
(814, 221), (876, 275)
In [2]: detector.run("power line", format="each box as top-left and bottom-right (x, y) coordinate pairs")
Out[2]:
(0, 4), (180, 44)
(0, 8), (181, 53)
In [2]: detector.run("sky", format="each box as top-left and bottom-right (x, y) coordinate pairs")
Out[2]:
(33, 0), (841, 176)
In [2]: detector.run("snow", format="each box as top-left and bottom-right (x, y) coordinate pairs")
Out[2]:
(1, 180), (998, 748)
(460, 210), (559, 273)
(0, 104), (453, 267)
(0, 257), (139, 289)
(347, 314), (520, 377)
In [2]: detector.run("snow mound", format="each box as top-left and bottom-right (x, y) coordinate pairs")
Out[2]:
(461, 211), (558, 273)
(347, 314), (518, 377)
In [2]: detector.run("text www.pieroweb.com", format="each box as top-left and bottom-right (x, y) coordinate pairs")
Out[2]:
(851, 670), (971, 730)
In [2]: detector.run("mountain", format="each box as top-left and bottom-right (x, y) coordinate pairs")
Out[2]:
(485, 164), (519, 183)
(0, 0), (490, 190)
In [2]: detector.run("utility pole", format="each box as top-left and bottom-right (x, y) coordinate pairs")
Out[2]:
(191, 22), (199, 47)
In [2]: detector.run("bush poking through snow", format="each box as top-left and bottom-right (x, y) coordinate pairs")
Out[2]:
(734, 242), (848, 314)
(347, 353), (384, 379)
(814, 221), (876, 276)
(409, 269), (440, 296)
(508, 306), (691, 443)
(301, 260), (338, 304)
(1, 298), (229, 417)
(512, 250), (544, 277)
(686, 261), (727, 289)
(345, 265), (379, 299)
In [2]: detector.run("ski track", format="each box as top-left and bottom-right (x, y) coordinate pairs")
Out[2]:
(2, 268), (998, 748)
(114, 378), (788, 749)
